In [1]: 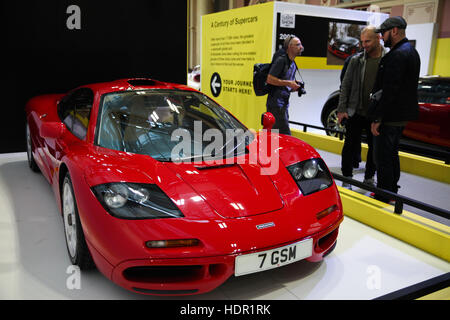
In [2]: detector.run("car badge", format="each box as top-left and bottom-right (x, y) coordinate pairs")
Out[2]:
(256, 222), (275, 230)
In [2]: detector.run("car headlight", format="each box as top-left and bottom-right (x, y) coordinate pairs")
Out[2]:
(287, 158), (333, 196)
(92, 183), (184, 219)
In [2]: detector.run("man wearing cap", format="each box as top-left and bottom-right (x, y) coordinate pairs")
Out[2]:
(369, 16), (420, 202)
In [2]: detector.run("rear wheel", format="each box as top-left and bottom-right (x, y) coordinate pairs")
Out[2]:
(26, 122), (40, 172)
(323, 106), (346, 138)
(62, 173), (95, 270)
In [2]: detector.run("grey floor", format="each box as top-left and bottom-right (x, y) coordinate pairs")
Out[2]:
(0, 152), (448, 299)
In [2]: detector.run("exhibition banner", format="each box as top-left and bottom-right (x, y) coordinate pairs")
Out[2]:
(201, 2), (274, 130)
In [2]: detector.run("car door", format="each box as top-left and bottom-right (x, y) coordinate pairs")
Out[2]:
(405, 79), (450, 147)
(42, 88), (94, 183)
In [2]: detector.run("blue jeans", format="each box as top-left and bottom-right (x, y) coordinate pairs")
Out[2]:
(373, 124), (404, 202)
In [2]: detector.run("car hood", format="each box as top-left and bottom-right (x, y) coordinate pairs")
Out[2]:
(165, 161), (284, 219)
(84, 134), (321, 220)
(84, 146), (284, 219)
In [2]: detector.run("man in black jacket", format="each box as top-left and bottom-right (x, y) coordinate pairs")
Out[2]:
(369, 16), (420, 202)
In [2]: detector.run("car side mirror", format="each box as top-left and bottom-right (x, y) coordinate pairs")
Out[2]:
(261, 112), (275, 131)
(40, 122), (66, 139)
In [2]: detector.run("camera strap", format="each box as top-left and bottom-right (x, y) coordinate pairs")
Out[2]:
(293, 61), (304, 83)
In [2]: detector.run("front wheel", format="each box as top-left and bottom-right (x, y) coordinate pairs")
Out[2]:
(26, 122), (40, 172)
(62, 173), (95, 270)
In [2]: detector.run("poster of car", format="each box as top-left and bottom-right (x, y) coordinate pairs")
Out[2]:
(327, 22), (364, 65)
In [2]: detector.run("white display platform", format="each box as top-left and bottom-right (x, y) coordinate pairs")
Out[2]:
(0, 152), (448, 299)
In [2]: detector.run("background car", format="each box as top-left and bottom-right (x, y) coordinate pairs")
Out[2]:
(26, 78), (343, 295)
(327, 36), (360, 60)
(404, 77), (450, 148)
(320, 76), (450, 149)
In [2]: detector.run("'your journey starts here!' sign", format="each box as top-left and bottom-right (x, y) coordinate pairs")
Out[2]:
(202, 2), (274, 130)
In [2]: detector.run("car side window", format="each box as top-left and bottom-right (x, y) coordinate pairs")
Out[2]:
(58, 88), (94, 140)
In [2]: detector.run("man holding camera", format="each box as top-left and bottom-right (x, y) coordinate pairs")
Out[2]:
(337, 26), (387, 188)
(266, 36), (304, 135)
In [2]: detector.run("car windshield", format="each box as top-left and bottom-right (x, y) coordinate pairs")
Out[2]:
(96, 90), (252, 162)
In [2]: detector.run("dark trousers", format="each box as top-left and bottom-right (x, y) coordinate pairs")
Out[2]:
(266, 105), (291, 135)
(373, 124), (404, 201)
(341, 114), (375, 179)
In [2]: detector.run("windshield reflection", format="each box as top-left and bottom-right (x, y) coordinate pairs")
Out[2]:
(96, 90), (253, 162)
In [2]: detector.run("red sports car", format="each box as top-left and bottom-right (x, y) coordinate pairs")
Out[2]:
(403, 77), (450, 148)
(25, 78), (343, 296)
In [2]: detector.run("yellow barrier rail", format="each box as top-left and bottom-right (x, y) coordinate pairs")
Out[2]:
(338, 187), (450, 262)
(288, 129), (450, 262)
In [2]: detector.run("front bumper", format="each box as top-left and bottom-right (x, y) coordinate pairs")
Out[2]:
(106, 216), (343, 296)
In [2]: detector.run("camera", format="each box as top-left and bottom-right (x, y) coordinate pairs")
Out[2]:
(296, 80), (306, 97)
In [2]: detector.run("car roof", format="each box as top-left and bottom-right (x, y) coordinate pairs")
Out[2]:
(337, 36), (359, 44)
(81, 78), (196, 96)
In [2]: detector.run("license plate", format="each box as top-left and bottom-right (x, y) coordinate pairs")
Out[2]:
(234, 238), (313, 277)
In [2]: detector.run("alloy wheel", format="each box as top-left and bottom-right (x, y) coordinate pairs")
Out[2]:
(326, 108), (345, 138)
(63, 181), (77, 259)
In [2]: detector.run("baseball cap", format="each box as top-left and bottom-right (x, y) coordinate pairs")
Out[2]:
(375, 16), (407, 33)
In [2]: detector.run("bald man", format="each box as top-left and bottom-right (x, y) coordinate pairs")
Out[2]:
(337, 26), (387, 188)
(265, 36), (304, 135)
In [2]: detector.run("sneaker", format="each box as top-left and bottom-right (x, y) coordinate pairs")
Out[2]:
(363, 178), (375, 187)
(342, 182), (353, 190)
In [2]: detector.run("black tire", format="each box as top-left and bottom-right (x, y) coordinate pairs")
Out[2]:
(26, 122), (40, 172)
(62, 173), (95, 270)
(322, 104), (346, 138)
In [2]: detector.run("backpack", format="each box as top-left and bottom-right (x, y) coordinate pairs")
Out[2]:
(253, 63), (272, 96)
(252, 48), (294, 96)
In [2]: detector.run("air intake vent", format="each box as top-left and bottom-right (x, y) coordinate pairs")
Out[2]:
(127, 79), (156, 87)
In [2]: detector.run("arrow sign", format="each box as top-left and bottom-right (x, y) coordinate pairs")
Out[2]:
(210, 72), (222, 97)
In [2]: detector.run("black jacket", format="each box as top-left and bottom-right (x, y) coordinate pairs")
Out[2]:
(369, 38), (420, 123)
